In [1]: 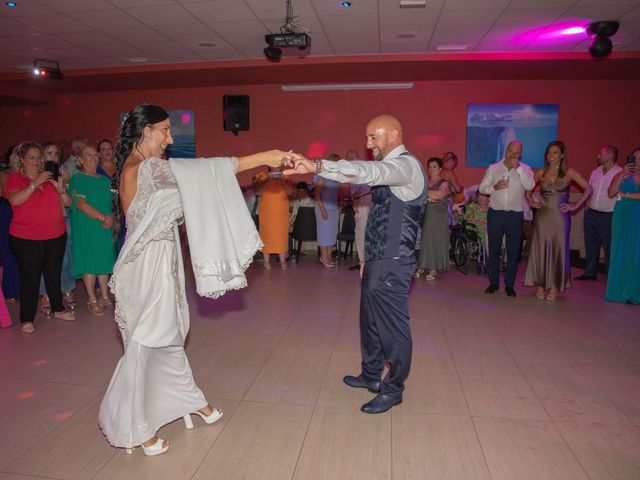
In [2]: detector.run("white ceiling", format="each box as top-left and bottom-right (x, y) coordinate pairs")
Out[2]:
(0, 0), (639, 73)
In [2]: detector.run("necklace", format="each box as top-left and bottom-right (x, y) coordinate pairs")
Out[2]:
(549, 165), (559, 171)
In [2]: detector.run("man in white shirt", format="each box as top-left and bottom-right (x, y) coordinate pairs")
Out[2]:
(479, 141), (535, 297)
(286, 115), (426, 414)
(575, 145), (622, 280)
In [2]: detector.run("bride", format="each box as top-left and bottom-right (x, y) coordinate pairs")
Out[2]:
(98, 104), (291, 456)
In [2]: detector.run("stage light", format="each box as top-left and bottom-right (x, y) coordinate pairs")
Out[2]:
(6, 2), (17, 7)
(561, 27), (585, 35)
(32, 59), (64, 80)
(586, 21), (619, 59)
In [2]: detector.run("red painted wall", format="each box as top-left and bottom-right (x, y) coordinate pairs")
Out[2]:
(1, 79), (638, 186)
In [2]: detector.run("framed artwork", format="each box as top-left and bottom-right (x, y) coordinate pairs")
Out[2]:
(466, 104), (559, 168)
(119, 109), (195, 158)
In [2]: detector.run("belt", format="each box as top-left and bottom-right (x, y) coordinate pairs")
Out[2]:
(588, 208), (612, 215)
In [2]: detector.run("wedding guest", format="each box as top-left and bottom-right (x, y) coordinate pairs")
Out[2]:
(69, 146), (117, 315)
(523, 141), (591, 300)
(63, 137), (87, 177)
(415, 157), (450, 280)
(97, 139), (117, 179)
(575, 145), (622, 280)
(605, 147), (640, 304)
(347, 149), (371, 268)
(314, 154), (342, 267)
(479, 141), (535, 297)
(0, 146), (20, 302)
(255, 168), (292, 270)
(3, 141), (75, 333)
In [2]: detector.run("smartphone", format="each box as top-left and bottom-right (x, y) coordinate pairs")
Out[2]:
(43, 160), (60, 181)
(626, 155), (637, 165)
(268, 171), (283, 178)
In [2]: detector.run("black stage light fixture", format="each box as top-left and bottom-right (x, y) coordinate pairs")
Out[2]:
(263, 45), (282, 61)
(586, 21), (619, 59)
(32, 59), (64, 80)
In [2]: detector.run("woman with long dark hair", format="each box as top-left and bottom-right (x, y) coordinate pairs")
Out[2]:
(98, 104), (290, 456)
(524, 141), (591, 300)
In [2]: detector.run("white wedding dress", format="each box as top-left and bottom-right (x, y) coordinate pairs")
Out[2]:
(97, 152), (264, 450)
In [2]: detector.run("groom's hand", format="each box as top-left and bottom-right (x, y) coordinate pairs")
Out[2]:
(283, 153), (315, 175)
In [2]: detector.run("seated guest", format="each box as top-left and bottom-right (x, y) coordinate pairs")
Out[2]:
(465, 192), (489, 253)
(3, 141), (75, 333)
(69, 146), (117, 315)
(289, 181), (315, 232)
(605, 147), (640, 304)
(415, 157), (450, 280)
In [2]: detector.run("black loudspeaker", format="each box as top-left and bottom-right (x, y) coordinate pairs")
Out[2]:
(223, 95), (249, 135)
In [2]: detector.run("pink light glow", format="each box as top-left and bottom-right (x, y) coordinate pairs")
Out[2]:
(182, 112), (191, 124)
(562, 27), (586, 35)
(32, 359), (48, 367)
(305, 140), (330, 159)
(17, 391), (36, 400)
(52, 411), (74, 421)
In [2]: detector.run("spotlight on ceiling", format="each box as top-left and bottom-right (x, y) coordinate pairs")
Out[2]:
(32, 59), (64, 80)
(263, 45), (282, 61)
(586, 20), (620, 59)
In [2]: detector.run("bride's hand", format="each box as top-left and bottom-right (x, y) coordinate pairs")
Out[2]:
(259, 150), (294, 168)
(283, 153), (315, 175)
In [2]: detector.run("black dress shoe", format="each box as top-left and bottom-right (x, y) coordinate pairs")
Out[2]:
(343, 375), (382, 393)
(361, 393), (402, 414)
(505, 286), (517, 297)
(574, 274), (597, 281)
(485, 284), (499, 294)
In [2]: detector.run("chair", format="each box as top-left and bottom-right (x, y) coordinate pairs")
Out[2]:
(291, 207), (317, 262)
(336, 206), (356, 259)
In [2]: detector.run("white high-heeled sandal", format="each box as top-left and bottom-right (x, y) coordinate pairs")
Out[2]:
(183, 407), (223, 429)
(125, 438), (169, 456)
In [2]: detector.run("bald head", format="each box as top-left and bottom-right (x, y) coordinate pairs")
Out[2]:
(504, 140), (523, 169)
(366, 114), (403, 160)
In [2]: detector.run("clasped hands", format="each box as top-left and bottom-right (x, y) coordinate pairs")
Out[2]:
(260, 151), (316, 174)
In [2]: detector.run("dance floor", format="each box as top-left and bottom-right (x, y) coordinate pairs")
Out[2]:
(0, 258), (639, 480)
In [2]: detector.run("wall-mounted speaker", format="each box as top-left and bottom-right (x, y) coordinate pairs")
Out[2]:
(223, 95), (249, 135)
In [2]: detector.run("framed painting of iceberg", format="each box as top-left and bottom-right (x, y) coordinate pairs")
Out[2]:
(465, 104), (559, 168)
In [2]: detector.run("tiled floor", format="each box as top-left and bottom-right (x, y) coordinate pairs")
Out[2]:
(1, 258), (639, 480)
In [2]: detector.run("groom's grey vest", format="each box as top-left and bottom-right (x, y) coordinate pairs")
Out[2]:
(364, 152), (427, 262)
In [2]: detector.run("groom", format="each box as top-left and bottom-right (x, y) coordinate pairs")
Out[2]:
(286, 114), (426, 414)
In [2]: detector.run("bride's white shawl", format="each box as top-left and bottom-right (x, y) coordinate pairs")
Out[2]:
(169, 157), (263, 298)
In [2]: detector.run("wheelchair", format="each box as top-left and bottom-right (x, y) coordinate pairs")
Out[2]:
(450, 221), (487, 275)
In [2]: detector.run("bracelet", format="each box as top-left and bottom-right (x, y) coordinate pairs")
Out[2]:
(315, 160), (322, 174)
(58, 187), (66, 194)
(98, 214), (106, 222)
(29, 182), (36, 191)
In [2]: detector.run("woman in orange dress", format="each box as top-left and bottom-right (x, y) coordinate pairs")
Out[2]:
(255, 169), (292, 270)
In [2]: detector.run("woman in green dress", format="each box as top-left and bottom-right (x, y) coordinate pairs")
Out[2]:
(69, 146), (117, 316)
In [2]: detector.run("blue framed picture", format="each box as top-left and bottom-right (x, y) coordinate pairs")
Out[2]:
(466, 104), (559, 168)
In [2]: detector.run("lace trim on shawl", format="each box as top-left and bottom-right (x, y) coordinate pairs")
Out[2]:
(191, 228), (262, 299)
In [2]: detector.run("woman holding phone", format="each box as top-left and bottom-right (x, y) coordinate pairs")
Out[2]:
(605, 147), (640, 304)
(2, 141), (75, 333)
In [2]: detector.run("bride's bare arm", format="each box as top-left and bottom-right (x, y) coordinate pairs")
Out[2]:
(236, 150), (291, 173)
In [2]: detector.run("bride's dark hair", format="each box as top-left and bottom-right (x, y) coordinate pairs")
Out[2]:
(111, 104), (169, 239)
